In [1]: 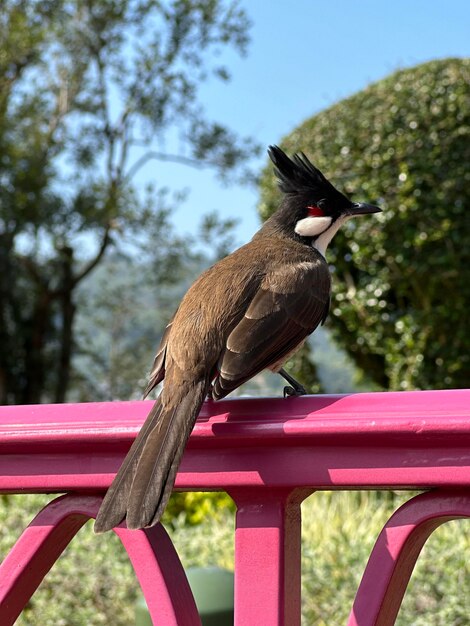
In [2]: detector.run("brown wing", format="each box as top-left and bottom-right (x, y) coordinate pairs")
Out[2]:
(143, 313), (176, 398)
(212, 261), (330, 399)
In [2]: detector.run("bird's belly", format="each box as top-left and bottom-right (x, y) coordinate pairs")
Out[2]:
(267, 339), (306, 373)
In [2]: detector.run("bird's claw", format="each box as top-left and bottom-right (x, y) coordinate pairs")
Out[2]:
(284, 385), (294, 398)
(283, 385), (306, 398)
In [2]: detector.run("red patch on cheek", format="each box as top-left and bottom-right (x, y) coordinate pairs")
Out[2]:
(307, 206), (324, 217)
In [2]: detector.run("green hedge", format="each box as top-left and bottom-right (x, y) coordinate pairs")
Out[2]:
(259, 58), (470, 391)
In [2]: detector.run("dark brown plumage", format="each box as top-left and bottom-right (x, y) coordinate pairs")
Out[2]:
(94, 146), (380, 532)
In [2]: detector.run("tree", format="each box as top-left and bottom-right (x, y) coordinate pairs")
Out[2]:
(259, 58), (470, 390)
(0, 0), (258, 404)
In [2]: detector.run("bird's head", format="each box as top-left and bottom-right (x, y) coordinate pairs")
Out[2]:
(264, 145), (381, 255)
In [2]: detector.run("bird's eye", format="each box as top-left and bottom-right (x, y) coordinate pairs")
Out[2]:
(307, 205), (324, 217)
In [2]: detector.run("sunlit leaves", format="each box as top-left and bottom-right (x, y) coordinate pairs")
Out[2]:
(259, 59), (470, 390)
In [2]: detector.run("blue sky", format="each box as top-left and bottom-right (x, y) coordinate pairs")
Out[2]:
(137, 0), (470, 245)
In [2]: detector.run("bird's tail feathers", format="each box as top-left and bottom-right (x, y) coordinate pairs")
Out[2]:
(126, 378), (209, 529)
(94, 399), (164, 533)
(95, 377), (209, 533)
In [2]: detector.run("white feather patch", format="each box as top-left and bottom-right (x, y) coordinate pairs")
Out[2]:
(294, 216), (332, 237)
(313, 215), (350, 257)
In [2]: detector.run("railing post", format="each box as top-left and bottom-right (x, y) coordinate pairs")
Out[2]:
(230, 488), (312, 626)
(348, 489), (470, 626)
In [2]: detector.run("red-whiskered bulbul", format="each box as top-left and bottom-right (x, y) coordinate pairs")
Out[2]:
(94, 146), (381, 532)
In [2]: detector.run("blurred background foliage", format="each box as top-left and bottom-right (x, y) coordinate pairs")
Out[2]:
(0, 0), (259, 406)
(1, 1), (469, 624)
(260, 58), (470, 391)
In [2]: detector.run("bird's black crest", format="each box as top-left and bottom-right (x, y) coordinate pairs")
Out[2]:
(268, 145), (338, 197)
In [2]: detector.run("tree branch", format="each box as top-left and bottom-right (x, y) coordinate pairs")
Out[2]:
(72, 225), (112, 286)
(116, 108), (132, 181)
(125, 149), (218, 181)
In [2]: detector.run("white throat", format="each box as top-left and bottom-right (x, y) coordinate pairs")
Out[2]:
(294, 214), (350, 258)
(313, 216), (348, 257)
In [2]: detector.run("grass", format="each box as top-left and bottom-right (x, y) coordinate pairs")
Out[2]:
(0, 491), (468, 624)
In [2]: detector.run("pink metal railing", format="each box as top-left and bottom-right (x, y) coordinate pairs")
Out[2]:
(0, 389), (469, 625)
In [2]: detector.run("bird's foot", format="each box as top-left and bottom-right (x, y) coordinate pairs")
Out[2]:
(279, 367), (307, 398)
(283, 384), (307, 398)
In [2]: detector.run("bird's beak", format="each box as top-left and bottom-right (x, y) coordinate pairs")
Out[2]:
(348, 202), (382, 216)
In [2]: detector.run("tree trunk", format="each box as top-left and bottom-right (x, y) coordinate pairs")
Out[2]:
(23, 290), (52, 404)
(0, 232), (20, 404)
(55, 247), (75, 403)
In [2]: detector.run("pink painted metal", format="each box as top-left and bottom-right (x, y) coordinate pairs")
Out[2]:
(1, 390), (469, 493)
(0, 494), (200, 626)
(349, 489), (470, 626)
(231, 488), (312, 626)
(0, 389), (469, 625)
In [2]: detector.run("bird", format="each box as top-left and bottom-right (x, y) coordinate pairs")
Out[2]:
(94, 145), (381, 532)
